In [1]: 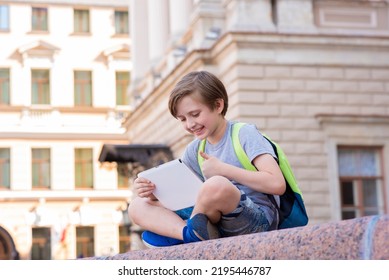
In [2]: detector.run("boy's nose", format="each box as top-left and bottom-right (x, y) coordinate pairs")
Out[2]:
(186, 119), (195, 130)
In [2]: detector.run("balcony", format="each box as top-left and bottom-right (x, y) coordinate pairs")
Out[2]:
(0, 105), (129, 138)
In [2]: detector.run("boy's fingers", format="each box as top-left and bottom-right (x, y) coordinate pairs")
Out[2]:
(199, 151), (210, 160)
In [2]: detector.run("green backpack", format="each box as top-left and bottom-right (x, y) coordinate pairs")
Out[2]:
(197, 122), (308, 229)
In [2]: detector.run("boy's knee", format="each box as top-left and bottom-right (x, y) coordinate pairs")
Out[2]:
(200, 176), (235, 201)
(205, 175), (229, 187)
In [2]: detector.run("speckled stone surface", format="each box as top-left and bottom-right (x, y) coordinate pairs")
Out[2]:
(90, 215), (389, 260)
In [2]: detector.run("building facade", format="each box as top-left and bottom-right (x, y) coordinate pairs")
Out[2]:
(0, 0), (136, 259)
(1, 0), (389, 260)
(124, 0), (389, 229)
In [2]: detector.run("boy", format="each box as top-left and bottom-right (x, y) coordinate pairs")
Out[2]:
(128, 71), (286, 247)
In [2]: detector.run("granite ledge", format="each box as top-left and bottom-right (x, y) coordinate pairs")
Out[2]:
(89, 214), (389, 260)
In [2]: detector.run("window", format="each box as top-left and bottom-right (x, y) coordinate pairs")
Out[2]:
(0, 148), (10, 189)
(76, 226), (94, 258)
(0, 69), (10, 105)
(74, 71), (92, 106)
(116, 71), (129, 106)
(74, 9), (90, 33)
(31, 227), (51, 260)
(32, 7), (48, 31)
(114, 10), (129, 35)
(32, 148), (50, 189)
(0, 5), (9, 31)
(338, 146), (385, 219)
(75, 148), (93, 189)
(118, 225), (131, 253)
(117, 163), (129, 189)
(31, 69), (50, 105)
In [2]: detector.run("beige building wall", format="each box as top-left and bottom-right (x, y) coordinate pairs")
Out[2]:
(0, 0), (135, 259)
(125, 0), (389, 226)
(1, 0), (389, 259)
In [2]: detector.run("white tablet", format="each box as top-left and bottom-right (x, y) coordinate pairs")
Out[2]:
(137, 159), (203, 211)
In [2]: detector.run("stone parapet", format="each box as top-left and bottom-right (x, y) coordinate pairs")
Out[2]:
(90, 214), (388, 260)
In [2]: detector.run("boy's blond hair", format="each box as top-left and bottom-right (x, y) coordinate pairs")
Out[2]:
(168, 71), (229, 118)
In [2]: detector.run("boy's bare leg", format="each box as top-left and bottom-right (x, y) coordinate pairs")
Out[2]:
(191, 175), (241, 223)
(128, 197), (186, 240)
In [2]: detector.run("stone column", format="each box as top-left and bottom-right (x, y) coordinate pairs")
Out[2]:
(190, 0), (226, 49)
(168, 0), (193, 43)
(147, 0), (169, 65)
(129, 0), (149, 100)
(166, 0), (193, 72)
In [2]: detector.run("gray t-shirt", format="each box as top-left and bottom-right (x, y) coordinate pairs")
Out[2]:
(181, 120), (278, 226)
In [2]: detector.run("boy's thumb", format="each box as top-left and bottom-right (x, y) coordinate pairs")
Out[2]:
(199, 151), (210, 160)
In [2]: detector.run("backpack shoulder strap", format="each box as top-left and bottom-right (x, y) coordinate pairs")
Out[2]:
(233, 123), (303, 196)
(197, 139), (206, 177)
(197, 122), (257, 171)
(197, 122), (259, 173)
(231, 122), (257, 171)
(264, 134), (303, 197)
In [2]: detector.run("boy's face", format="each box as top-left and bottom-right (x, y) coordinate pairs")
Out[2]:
(175, 93), (224, 141)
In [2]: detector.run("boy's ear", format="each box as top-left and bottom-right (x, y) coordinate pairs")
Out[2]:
(215, 98), (224, 113)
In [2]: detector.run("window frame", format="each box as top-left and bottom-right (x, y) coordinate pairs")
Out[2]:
(31, 148), (51, 190)
(0, 148), (10, 189)
(118, 225), (131, 253)
(74, 70), (92, 107)
(31, 227), (51, 260)
(114, 10), (129, 35)
(337, 145), (386, 219)
(76, 226), (94, 258)
(31, 69), (50, 105)
(0, 5), (10, 32)
(75, 148), (93, 189)
(31, 6), (48, 32)
(0, 68), (10, 105)
(73, 9), (90, 34)
(115, 71), (129, 106)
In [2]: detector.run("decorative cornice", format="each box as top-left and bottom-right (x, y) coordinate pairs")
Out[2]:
(102, 43), (131, 61)
(18, 40), (60, 57)
(17, 40), (60, 65)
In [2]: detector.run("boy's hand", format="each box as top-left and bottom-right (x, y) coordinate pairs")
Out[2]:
(199, 151), (225, 179)
(133, 177), (157, 200)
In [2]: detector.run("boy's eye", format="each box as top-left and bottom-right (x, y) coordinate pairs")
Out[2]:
(191, 112), (199, 117)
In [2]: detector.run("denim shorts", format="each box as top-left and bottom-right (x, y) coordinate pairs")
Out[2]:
(217, 190), (270, 237)
(174, 191), (271, 237)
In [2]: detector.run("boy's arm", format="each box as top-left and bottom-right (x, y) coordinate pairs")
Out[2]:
(199, 151), (285, 195)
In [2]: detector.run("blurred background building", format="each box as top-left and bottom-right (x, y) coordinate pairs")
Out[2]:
(0, 0), (134, 260)
(1, 0), (389, 259)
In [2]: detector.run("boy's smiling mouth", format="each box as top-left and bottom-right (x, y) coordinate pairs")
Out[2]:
(191, 126), (204, 136)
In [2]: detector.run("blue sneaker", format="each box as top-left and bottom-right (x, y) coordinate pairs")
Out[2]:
(141, 231), (183, 248)
(183, 213), (220, 243)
